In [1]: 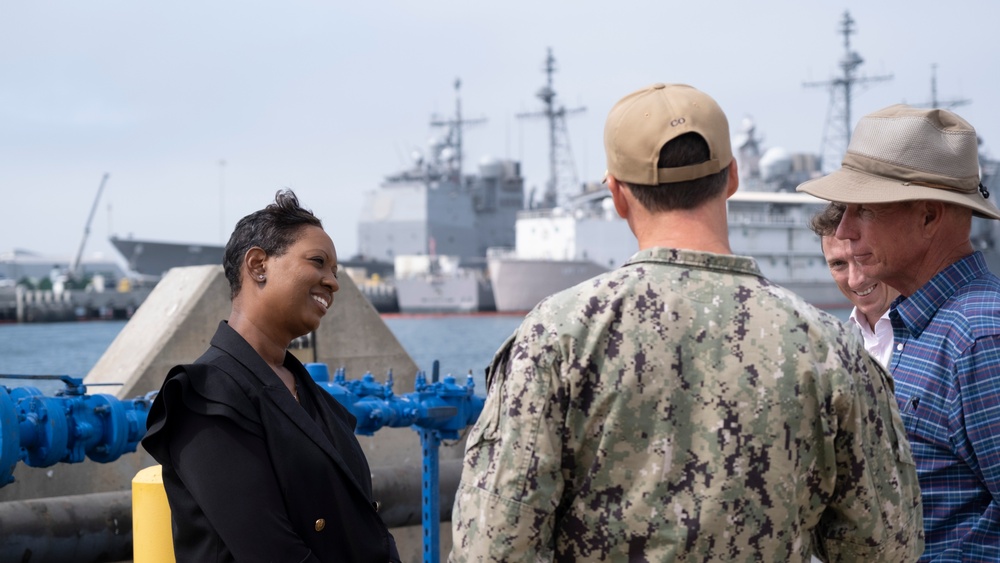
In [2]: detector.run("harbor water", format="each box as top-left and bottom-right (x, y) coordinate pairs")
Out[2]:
(0, 315), (526, 394)
(0, 307), (850, 390)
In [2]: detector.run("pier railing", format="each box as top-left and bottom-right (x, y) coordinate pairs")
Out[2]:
(0, 286), (152, 323)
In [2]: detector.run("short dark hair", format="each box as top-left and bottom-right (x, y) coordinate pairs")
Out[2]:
(223, 189), (323, 299)
(809, 202), (846, 237)
(623, 133), (730, 212)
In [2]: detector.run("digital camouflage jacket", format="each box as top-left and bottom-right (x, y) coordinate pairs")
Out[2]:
(451, 248), (923, 562)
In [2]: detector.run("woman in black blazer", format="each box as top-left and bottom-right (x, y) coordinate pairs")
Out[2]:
(143, 190), (400, 562)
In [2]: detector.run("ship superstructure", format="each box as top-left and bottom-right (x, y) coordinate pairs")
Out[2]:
(356, 80), (524, 313)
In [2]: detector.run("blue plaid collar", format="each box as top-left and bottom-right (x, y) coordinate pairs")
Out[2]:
(890, 251), (990, 338)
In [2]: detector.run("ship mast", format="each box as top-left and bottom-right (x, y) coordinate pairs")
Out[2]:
(804, 11), (892, 173)
(430, 79), (486, 182)
(517, 48), (585, 209)
(913, 64), (970, 110)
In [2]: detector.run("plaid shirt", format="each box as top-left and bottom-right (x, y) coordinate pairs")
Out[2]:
(890, 251), (1000, 562)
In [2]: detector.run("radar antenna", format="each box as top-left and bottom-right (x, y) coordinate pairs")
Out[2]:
(804, 11), (892, 173)
(430, 78), (487, 182)
(517, 48), (585, 209)
(912, 64), (970, 110)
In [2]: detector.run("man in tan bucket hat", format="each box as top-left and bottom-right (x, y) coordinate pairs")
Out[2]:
(451, 84), (922, 561)
(798, 104), (1000, 562)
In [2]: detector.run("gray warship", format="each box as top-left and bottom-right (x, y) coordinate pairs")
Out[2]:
(356, 80), (524, 313)
(106, 78), (525, 316)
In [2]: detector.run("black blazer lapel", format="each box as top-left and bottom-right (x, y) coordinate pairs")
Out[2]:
(207, 321), (372, 499)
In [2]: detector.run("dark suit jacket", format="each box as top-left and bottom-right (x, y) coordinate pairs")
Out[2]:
(143, 321), (400, 562)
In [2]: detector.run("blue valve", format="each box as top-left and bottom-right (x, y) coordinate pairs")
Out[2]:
(0, 375), (155, 486)
(304, 362), (485, 563)
(305, 364), (483, 437)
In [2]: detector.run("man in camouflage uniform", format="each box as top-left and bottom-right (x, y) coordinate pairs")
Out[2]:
(450, 83), (923, 562)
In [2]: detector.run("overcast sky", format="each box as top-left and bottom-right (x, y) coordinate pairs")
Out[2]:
(3, 1), (998, 267)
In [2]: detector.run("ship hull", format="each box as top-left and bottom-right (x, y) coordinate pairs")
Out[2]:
(110, 237), (224, 278)
(395, 275), (495, 314)
(488, 257), (607, 313)
(488, 254), (854, 314)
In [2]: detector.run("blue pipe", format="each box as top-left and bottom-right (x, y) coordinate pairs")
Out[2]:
(0, 375), (155, 487)
(1, 366), (484, 563)
(305, 364), (483, 438)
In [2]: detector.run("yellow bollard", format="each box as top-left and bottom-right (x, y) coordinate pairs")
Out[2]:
(132, 465), (175, 563)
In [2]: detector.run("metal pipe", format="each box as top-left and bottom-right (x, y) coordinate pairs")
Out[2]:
(373, 458), (463, 527)
(0, 460), (464, 562)
(0, 375), (155, 487)
(0, 490), (132, 563)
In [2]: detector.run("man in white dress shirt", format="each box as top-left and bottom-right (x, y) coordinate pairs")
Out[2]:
(810, 202), (900, 367)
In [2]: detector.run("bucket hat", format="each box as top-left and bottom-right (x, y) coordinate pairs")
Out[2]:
(797, 104), (1000, 220)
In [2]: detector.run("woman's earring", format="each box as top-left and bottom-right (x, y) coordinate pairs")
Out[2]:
(258, 274), (265, 282)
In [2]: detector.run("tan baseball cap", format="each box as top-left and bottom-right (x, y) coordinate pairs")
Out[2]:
(797, 104), (1000, 220)
(604, 83), (733, 186)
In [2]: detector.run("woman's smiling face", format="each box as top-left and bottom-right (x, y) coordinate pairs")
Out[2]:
(261, 224), (339, 339)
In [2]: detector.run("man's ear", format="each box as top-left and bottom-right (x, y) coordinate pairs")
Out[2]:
(919, 201), (949, 236)
(725, 159), (739, 198)
(606, 174), (630, 219)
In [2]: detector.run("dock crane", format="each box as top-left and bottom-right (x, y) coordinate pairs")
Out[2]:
(69, 173), (110, 282)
